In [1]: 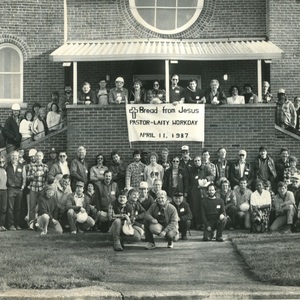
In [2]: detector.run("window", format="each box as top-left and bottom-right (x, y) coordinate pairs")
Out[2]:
(0, 44), (23, 104)
(129, 0), (204, 34)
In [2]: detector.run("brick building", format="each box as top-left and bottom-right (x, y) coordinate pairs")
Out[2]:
(0, 0), (299, 164)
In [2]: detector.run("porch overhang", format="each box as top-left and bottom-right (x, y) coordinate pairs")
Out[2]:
(50, 38), (283, 62)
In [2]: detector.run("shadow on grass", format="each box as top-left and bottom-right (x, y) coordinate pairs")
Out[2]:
(231, 232), (300, 286)
(0, 231), (113, 290)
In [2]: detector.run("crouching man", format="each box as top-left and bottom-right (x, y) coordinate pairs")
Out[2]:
(144, 190), (179, 250)
(201, 183), (226, 242)
(37, 185), (63, 235)
(108, 190), (141, 251)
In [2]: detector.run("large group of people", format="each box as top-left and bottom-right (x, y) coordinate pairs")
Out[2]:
(0, 144), (299, 252)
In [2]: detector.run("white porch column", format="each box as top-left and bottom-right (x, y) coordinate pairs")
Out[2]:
(73, 62), (77, 104)
(165, 60), (170, 103)
(64, 0), (68, 43)
(257, 59), (262, 102)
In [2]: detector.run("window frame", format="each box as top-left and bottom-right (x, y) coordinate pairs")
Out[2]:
(129, 0), (204, 35)
(0, 43), (23, 105)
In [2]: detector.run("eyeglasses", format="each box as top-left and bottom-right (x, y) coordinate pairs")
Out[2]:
(173, 160), (179, 163)
(59, 155), (66, 158)
(153, 83), (159, 86)
(172, 79), (178, 81)
(97, 157), (103, 160)
(194, 160), (201, 162)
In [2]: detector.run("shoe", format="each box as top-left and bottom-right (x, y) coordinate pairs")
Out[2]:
(283, 229), (291, 234)
(113, 242), (123, 251)
(229, 227), (234, 231)
(16, 226), (22, 230)
(0, 226), (7, 231)
(216, 237), (224, 242)
(144, 242), (156, 250)
(167, 241), (173, 248)
(71, 231), (77, 235)
(9, 226), (16, 231)
(40, 231), (47, 236)
(203, 237), (211, 242)
(181, 235), (188, 240)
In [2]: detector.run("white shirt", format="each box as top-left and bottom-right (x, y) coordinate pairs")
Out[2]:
(59, 161), (70, 175)
(250, 190), (271, 207)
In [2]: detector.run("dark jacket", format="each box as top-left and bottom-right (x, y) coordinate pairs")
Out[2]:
(214, 159), (230, 184)
(229, 160), (254, 189)
(163, 166), (188, 198)
(95, 180), (119, 212)
(109, 160), (127, 190)
(129, 88), (147, 103)
(171, 201), (193, 222)
(203, 88), (227, 105)
(2, 115), (21, 147)
(38, 192), (59, 220)
(253, 155), (277, 183)
(65, 192), (90, 214)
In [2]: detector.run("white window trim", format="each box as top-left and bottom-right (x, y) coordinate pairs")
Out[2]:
(0, 43), (23, 104)
(129, 0), (204, 34)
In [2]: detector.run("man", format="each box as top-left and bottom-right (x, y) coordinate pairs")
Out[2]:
(2, 103), (22, 153)
(270, 182), (296, 233)
(179, 145), (193, 178)
(214, 147), (230, 187)
(290, 174), (300, 208)
(138, 181), (154, 211)
(70, 146), (89, 191)
(144, 190), (179, 250)
(27, 151), (48, 224)
(253, 146), (276, 188)
(53, 174), (72, 229)
(125, 150), (146, 189)
(201, 149), (216, 180)
(171, 192), (192, 240)
(48, 150), (70, 183)
(6, 150), (26, 230)
(146, 80), (166, 103)
(59, 85), (73, 120)
(109, 77), (128, 104)
(37, 185), (63, 235)
(262, 81), (273, 103)
(229, 149), (253, 189)
(46, 147), (59, 171)
(95, 170), (119, 232)
(66, 181), (95, 234)
(201, 183), (226, 242)
(158, 147), (171, 171)
(233, 177), (251, 229)
(169, 74), (184, 105)
(148, 178), (163, 200)
(109, 151), (127, 191)
(189, 155), (215, 230)
(184, 79), (204, 103)
(275, 147), (290, 184)
(275, 88), (297, 132)
(77, 82), (97, 104)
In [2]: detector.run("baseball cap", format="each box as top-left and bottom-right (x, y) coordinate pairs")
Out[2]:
(239, 150), (247, 156)
(76, 181), (85, 187)
(28, 149), (37, 157)
(173, 192), (183, 197)
(115, 77), (124, 83)
(278, 88), (285, 94)
(291, 174), (300, 181)
(50, 147), (57, 154)
(139, 181), (148, 189)
(181, 145), (189, 151)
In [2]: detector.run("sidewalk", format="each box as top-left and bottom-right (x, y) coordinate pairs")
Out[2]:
(1, 230), (300, 299)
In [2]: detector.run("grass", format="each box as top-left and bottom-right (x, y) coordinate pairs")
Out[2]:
(231, 232), (300, 286)
(0, 230), (113, 290)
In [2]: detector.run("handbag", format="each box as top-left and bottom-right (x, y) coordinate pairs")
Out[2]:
(122, 220), (134, 235)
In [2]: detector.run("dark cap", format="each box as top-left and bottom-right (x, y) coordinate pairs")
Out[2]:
(173, 192), (183, 197)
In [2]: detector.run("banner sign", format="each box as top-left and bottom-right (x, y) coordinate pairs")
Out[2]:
(126, 104), (205, 142)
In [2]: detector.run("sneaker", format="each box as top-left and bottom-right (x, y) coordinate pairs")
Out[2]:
(216, 237), (224, 242)
(144, 242), (156, 250)
(167, 241), (173, 248)
(16, 226), (22, 230)
(71, 231), (77, 235)
(0, 226), (7, 232)
(40, 231), (47, 236)
(9, 226), (16, 231)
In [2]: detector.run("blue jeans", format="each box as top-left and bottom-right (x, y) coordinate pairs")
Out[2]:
(7, 188), (23, 228)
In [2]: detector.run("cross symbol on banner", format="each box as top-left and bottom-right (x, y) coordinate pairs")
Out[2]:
(129, 107), (139, 119)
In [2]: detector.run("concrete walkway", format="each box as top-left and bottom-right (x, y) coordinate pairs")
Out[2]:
(1, 230), (300, 299)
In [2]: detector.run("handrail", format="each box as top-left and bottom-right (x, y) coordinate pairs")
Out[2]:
(274, 124), (300, 141)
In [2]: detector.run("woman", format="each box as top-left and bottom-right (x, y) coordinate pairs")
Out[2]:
(243, 83), (258, 104)
(32, 107), (48, 140)
(146, 80), (166, 103)
(78, 82), (97, 104)
(250, 180), (272, 233)
(129, 80), (146, 103)
(19, 111), (33, 147)
(31, 102), (41, 120)
(46, 103), (61, 132)
(227, 85), (245, 104)
(143, 152), (164, 189)
(90, 153), (109, 185)
(184, 79), (204, 104)
(293, 96), (300, 134)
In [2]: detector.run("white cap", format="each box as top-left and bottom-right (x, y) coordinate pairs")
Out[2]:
(11, 103), (21, 110)
(115, 77), (124, 83)
(278, 88), (285, 94)
(28, 149), (37, 157)
(139, 181), (148, 189)
(181, 145), (189, 151)
(239, 149), (247, 156)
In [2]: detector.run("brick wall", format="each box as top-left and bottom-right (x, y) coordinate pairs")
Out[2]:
(66, 104), (298, 167)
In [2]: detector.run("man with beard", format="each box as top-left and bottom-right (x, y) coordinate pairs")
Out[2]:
(70, 146), (89, 191)
(109, 151), (127, 191)
(201, 183), (226, 242)
(125, 150), (146, 190)
(290, 174), (300, 208)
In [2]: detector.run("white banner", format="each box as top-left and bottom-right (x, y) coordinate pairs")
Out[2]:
(126, 104), (205, 142)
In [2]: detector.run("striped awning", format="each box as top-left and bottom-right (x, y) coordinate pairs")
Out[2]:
(50, 38), (283, 62)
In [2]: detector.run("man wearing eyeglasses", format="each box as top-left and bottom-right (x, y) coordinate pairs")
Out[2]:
(48, 151), (70, 183)
(169, 74), (184, 105)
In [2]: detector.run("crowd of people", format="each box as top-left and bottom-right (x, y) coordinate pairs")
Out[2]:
(0, 144), (299, 252)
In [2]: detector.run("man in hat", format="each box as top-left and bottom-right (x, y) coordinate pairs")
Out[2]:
(253, 146), (276, 188)
(66, 181), (95, 234)
(2, 103), (22, 153)
(138, 181), (154, 211)
(37, 185), (63, 235)
(171, 192), (192, 240)
(46, 147), (59, 170)
(48, 150), (70, 184)
(229, 149), (253, 189)
(144, 190), (179, 250)
(275, 88), (297, 132)
(179, 145), (193, 175)
(109, 77), (128, 104)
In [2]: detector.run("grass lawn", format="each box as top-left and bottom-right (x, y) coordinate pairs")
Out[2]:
(231, 232), (300, 286)
(0, 230), (113, 290)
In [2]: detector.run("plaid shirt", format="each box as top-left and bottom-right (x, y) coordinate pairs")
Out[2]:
(27, 162), (48, 192)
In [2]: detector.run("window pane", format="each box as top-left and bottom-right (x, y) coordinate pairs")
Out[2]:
(0, 74), (21, 99)
(157, 0), (176, 7)
(0, 48), (20, 72)
(178, 0), (197, 7)
(138, 8), (155, 27)
(177, 9), (195, 27)
(135, 0), (155, 6)
(156, 9), (176, 30)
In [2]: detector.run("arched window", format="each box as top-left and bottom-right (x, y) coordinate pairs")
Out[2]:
(0, 43), (23, 104)
(129, 0), (204, 34)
